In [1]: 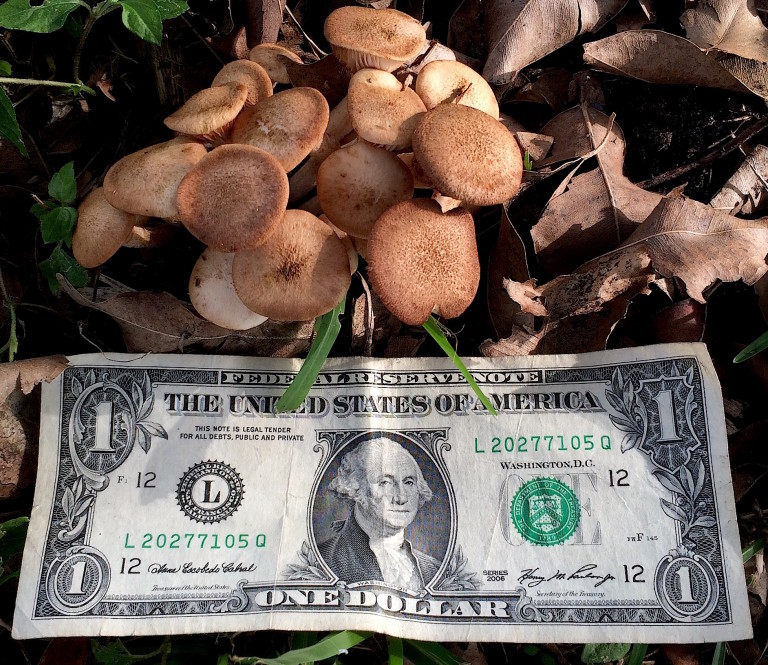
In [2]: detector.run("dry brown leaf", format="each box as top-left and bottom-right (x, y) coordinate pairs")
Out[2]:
(583, 30), (766, 97)
(514, 132), (554, 161)
(533, 107), (663, 275)
(0, 390), (40, 500)
(38, 638), (90, 665)
(681, 0), (768, 62)
(281, 55), (351, 108)
(513, 68), (573, 109)
(0, 356), (68, 403)
(448, 0), (487, 62)
(484, 0), (628, 84)
(711, 144), (768, 214)
(662, 645), (699, 665)
(60, 279), (313, 356)
(483, 194), (768, 355)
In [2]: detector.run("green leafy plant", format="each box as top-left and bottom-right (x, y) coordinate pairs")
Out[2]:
(734, 330), (768, 363)
(743, 538), (765, 563)
(0, 0), (188, 152)
(31, 161), (89, 293)
(523, 150), (533, 171)
(231, 630), (372, 665)
(0, 516), (29, 586)
(581, 643), (631, 664)
(711, 643), (726, 665)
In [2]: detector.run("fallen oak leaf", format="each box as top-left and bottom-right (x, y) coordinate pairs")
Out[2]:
(280, 54), (351, 108)
(583, 30), (767, 98)
(681, 0), (768, 62)
(710, 144), (768, 214)
(0, 355), (68, 403)
(484, 0), (629, 84)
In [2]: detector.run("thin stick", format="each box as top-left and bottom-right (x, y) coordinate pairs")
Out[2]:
(0, 77), (95, 94)
(285, 4), (327, 58)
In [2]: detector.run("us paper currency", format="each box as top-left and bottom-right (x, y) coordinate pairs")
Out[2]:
(13, 344), (751, 641)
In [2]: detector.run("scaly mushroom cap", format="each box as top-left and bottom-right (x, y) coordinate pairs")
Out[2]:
(247, 43), (302, 84)
(72, 188), (142, 268)
(324, 6), (427, 72)
(103, 138), (207, 220)
(189, 248), (268, 330)
(415, 60), (499, 119)
(232, 209), (351, 321)
(347, 69), (426, 150)
(367, 198), (480, 325)
(317, 140), (414, 239)
(413, 104), (523, 205)
(230, 87), (329, 171)
(176, 144), (289, 252)
(164, 83), (248, 140)
(211, 60), (273, 106)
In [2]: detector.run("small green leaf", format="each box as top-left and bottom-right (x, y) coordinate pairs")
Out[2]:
(40, 206), (77, 244)
(423, 315), (498, 415)
(156, 0), (187, 20)
(734, 329), (768, 363)
(0, 0), (81, 33)
(0, 60), (11, 75)
(743, 538), (765, 563)
(523, 646), (540, 656)
(712, 643), (726, 665)
(0, 516), (28, 586)
(91, 639), (139, 665)
(627, 644), (647, 665)
(63, 7), (83, 37)
(48, 160), (77, 203)
(0, 86), (27, 156)
(119, 0), (162, 44)
(388, 637), (404, 665)
(523, 150), (533, 170)
(581, 644), (631, 664)
(40, 245), (88, 293)
(254, 631), (373, 665)
(275, 298), (345, 413)
(402, 641), (463, 665)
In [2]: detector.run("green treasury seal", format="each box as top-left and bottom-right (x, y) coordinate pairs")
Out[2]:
(510, 478), (581, 546)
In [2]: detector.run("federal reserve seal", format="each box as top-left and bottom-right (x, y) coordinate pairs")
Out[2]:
(176, 461), (244, 524)
(510, 477), (580, 546)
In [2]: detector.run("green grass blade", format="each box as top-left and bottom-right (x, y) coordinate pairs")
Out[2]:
(627, 644), (647, 665)
(734, 329), (768, 363)
(253, 631), (372, 665)
(402, 640), (463, 665)
(743, 538), (765, 563)
(388, 637), (404, 665)
(712, 643), (726, 665)
(423, 316), (497, 415)
(275, 299), (345, 413)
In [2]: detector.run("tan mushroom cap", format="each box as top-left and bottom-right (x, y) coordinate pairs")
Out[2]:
(347, 69), (426, 150)
(367, 198), (480, 325)
(122, 220), (178, 249)
(164, 83), (248, 141)
(319, 214), (359, 275)
(415, 60), (499, 119)
(232, 209), (351, 321)
(247, 43), (301, 84)
(72, 188), (143, 268)
(317, 140), (414, 239)
(230, 88), (329, 171)
(324, 6), (426, 72)
(176, 144), (289, 252)
(211, 60), (273, 106)
(103, 138), (207, 220)
(413, 104), (523, 205)
(189, 248), (268, 330)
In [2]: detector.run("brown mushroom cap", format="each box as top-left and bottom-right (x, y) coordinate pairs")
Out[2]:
(367, 198), (480, 325)
(189, 248), (268, 330)
(103, 138), (207, 220)
(413, 104), (523, 205)
(176, 144), (289, 252)
(317, 140), (414, 239)
(72, 188), (143, 268)
(347, 69), (426, 150)
(164, 83), (248, 140)
(211, 60), (273, 105)
(232, 209), (351, 321)
(230, 88), (330, 171)
(247, 43), (301, 84)
(324, 6), (426, 72)
(415, 60), (499, 119)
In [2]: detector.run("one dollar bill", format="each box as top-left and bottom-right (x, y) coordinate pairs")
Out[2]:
(13, 344), (751, 642)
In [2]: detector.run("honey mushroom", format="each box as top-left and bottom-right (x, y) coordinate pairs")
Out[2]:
(164, 82), (248, 142)
(347, 68), (426, 150)
(230, 87), (329, 171)
(189, 248), (268, 330)
(211, 60), (273, 106)
(324, 5), (427, 73)
(248, 43), (302, 85)
(415, 60), (500, 119)
(367, 199), (481, 326)
(232, 210), (352, 321)
(176, 144), (289, 252)
(317, 139), (414, 239)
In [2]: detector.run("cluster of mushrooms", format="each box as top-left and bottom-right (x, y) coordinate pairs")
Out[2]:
(71, 6), (524, 329)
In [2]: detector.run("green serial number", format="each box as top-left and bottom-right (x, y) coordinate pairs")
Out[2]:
(124, 533), (266, 550)
(475, 434), (612, 453)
